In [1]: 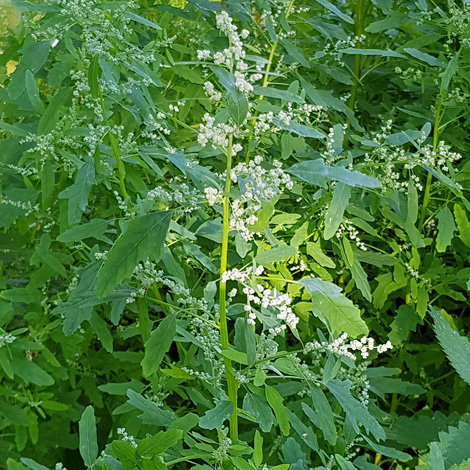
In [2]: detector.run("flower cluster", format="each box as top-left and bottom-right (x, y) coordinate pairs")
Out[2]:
(0, 332), (16, 348)
(117, 428), (137, 449)
(221, 265), (264, 284)
(221, 265), (299, 333)
(147, 183), (200, 214)
(229, 157), (293, 241)
(362, 121), (462, 192)
(305, 333), (393, 360)
(336, 219), (367, 251)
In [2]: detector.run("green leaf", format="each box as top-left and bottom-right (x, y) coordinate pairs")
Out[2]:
(124, 11), (162, 30)
(301, 278), (368, 336)
(324, 183), (350, 239)
(435, 421), (470, 467)
(141, 313), (176, 377)
(96, 211), (171, 298)
(89, 311), (113, 353)
(243, 393), (274, 433)
(253, 86), (304, 104)
(430, 307), (470, 385)
(11, 358), (54, 386)
(38, 87), (73, 135)
(254, 430), (263, 467)
(137, 430), (183, 458)
(361, 435), (411, 460)
(57, 219), (112, 243)
(428, 442), (445, 470)
(112, 441), (136, 470)
(404, 181), (425, 247)
(389, 304), (420, 345)
(338, 48), (405, 58)
(287, 409), (318, 451)
(199, 400), (233, 430)
(436, 206), (456, 252)
(25, 70), (44, 113)
(440, 53), (459, 91)
(265, 385), (290, 436)
(273, 118), (324, 139)
(255, 245), (297, 264)
(20, 459), (50, 470)
(315, 0), (354, 23)
(58, 160), (96, 225)
(222, 349), (248, 365)
(210, 66), (248, 125)
(404, 48), (445, 67)
(126, 390), (174, 426)
(79, 406), (98, 467)
(453, 204), (470, 248)
(226, 87), (249, 126)
(327, 379), (386, 440)
(289, 159), (381, 189)
(350, 258), (372, 302)
(302, 387), (337, 445)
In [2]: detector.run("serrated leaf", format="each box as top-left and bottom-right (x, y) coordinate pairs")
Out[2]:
(96, 211), (170, 298)
(326, 379), (386, 440)
(287, 409), (318, 451)
(288, 159), (381, 189)
(436, 421), (470, 467)
(199, 400), (233, 429)
(301, 278), (368, 336)
(126, 390), (174, 426)
(141, 313), (176, 377)
(79, 406), (98, 467)
(302, 387), (337, 445)
(430, 307), (470, 385)
(436, 206), (456, 252)
(58, 160), (96, 225)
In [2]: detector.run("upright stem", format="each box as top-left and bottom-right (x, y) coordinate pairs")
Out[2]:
(347, 0), (368, 110)
(219, 134), (239, 440)
(259, 0), (295, 94)
(418, 90), (445, 231)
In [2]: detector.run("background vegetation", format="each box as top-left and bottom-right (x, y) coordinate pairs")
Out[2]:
(0, 0), (470, 469)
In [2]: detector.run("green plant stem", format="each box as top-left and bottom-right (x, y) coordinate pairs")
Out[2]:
(219, 134), (239, 440)
(347, 0), (369, 110)
(418, 90), (445, 231)
(259, 0), (295, 93)
(244, 0), (295, 164)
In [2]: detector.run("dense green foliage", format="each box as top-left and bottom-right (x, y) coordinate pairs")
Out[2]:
(0, 0), (470, 469)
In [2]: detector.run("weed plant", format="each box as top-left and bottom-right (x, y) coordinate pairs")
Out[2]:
(0, 1), (470, 470)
